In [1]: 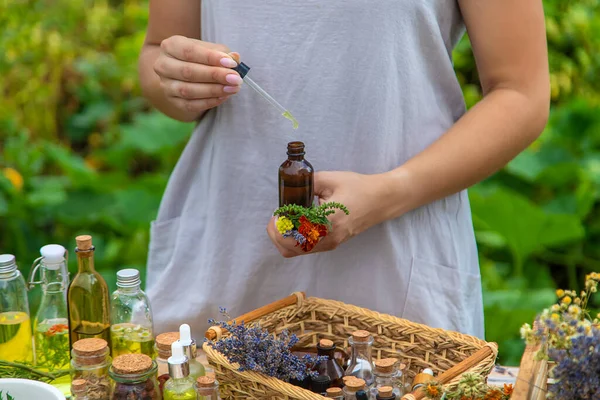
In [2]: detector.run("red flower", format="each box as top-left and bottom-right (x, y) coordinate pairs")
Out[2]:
(297, 216), (328, 252)
(45, 323), (69, 337)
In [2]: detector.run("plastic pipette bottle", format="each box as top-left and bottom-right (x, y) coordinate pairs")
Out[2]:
(179, 323), (205, 380)
(164, 341), (196, 400)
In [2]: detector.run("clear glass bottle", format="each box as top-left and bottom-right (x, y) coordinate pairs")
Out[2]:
(370, 358), (403, 399)
(345, 330), (375, 387)
(67, 235), (111, 349)
(343, 378), (366, 400)
(110, 269), (155, 358)
(109, 353), (160, 400)
(375, 386), (396, 400)
(279, 141), (315, 208)
(0, 254), (33, 363)
(28, 244), (71, 396)
(314, 339), (345, 388)
(71, 378), (90, 400)
(195, 376), (219, 400)
(326, 386), (344, 399)
(164, 341), (196, 400)
(179, 324), (205, 380)
(155, 331), (180, 394)
(71, 338), (112, 400)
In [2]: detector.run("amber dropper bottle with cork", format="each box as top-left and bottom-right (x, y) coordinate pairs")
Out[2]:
(279, 141), (314, 208)
(67, 235), (111, 349)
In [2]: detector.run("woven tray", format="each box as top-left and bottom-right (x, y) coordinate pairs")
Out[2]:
(203, 292), (497, 400)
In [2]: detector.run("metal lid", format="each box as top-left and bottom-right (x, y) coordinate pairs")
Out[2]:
(116, 268), (141, 288)
(0, 254), (17, 274)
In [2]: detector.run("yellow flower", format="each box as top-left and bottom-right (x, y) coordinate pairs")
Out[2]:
(551, 313), (560, 321)
(551, 304), (561, 312)
(556, 289), (565, 298)
(568, 305), (581, 316)
(2, 167), (23, 191)
(562, 296), (572, 305)
(276, 217), (294, 235)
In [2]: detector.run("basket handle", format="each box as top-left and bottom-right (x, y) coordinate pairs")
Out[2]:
(205, 291), (305, 340)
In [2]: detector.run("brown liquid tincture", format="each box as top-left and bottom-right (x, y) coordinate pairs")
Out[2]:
(279, 141), (314, 208)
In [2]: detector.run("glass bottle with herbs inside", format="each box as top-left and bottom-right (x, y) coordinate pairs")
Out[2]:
(345, 330), (375, 387)
(0, 254), (33, 363)
(70, 338), (112, 400)
(279, 141), (314, 208)
(110, 268), (155, 358)
(109, 353), (160, 400)
(28, 244), (71, 396)
(67, 235), (111, 348)
(163, 341), (196, 400)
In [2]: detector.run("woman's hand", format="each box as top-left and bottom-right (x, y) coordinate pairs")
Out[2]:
(266, 171), (399, 258)
(153, 35), (243, 117)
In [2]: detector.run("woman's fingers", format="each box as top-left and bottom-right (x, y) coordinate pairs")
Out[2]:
(160, 77), (240, 99)
(154, 56), (242, 85)
(160, 35), (235, 68)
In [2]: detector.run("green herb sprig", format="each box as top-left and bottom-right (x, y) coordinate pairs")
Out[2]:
(274, 202), (349, 228)
(0, 359), (69, 383)
(0, 391), (15, 400)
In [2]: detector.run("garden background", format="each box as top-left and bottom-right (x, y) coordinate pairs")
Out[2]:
(1, 0), (599, 365)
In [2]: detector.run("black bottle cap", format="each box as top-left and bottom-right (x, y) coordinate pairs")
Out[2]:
(311, 375), (332, 393)
(376, 395), (396, 400)
(231, 62), (250, 79)
(356, 390), (370, 400)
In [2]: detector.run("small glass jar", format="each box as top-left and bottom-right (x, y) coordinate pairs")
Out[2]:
(375, 386), (396, 400)
(71, 379), (90, 400)
(345, 330), (375, 387)
(371, 358), (404, 398)
(109, 354), (160, 400)
(194, 376), (219, 400)
(325, 386), (344, 399)
(343, 378), (366, 400)
(71, 338), (112, 400)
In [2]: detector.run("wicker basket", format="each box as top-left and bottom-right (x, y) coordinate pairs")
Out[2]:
(203, 292), (497, 400)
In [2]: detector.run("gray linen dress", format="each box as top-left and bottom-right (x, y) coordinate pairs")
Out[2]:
(145, 0), (485, 339)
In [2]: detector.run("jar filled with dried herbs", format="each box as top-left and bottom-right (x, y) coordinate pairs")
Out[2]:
(109, 353), (160, 400)
(70, 338), (112, 400)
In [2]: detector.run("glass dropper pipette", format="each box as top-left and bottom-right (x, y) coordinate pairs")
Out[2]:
(232, 62), (299, 129)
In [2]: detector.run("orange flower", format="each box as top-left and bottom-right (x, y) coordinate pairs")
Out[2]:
(45, 323), (69, 337)
(503, 384), (514, 396)
(484, 389), (503, 400)
(425, 383), (441, 397)
(297, 216), (327, 252)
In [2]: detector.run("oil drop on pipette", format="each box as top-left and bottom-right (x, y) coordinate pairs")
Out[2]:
(232, 62), (299, 130)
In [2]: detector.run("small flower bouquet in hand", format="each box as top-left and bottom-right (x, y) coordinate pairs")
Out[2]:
(273, 202), (349, 252)
(520, 272), (600, 399)
(206, 308), (325, 382)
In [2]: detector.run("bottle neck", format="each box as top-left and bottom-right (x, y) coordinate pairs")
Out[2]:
(350, 342), (372, 362)
(76, 249), (95, 273)
(116, 284), (141, 294)
(288, 154), (304, 161)
(317, 346), (335, 359)
(41, 264), (67, 293)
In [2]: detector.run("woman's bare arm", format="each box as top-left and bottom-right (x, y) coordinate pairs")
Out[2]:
(139, 0), (241, 122)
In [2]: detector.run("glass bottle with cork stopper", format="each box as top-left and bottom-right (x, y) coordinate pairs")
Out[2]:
(195, 375), (220, 399)
(279, 141), (314, 208)
(163, 340), (196, 399)
(110, 268), (155, 358)
(343, 378), (367, 400)
(345, 330), (375, 387)
(314, 338), (345, 388)
(70, 338), (112, 400)
(67, 235), (111, 349)
(0, 254), (33, 363)
(109, 353), (160, 400)
(376, 386), (396, 400)
(71, 379), (90, 400)
(371, 358), (404, 398)
(325, 386), (344, 399)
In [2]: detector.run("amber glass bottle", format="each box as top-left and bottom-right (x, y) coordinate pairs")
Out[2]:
(279, 141), (314, 208)
(67, 235), (111, 350)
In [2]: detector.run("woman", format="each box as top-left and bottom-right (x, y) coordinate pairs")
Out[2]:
(139, 0), (549, 339)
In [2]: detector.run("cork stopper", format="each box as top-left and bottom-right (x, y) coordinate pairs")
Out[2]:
(378, 386), (394, 397)
(345, 378), (366, 391)
(319, 339), (334, 348)
(156, 331), (180, 354)
(326, 387), (343, 397)
(71, 379), (87, 394)
(112, 353), (153, 375)
(73, 338), (108, 356)
(375, 358), (397, 373)
(196, 376), (216, 387)
(352, 330), (371, 342)
(75, 235), (93, 250)
(342, 376), (356, 385)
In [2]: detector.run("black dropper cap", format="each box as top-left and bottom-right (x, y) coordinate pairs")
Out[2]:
(231, 62), (250, 79)
(310, 375), (332, 394)
(356, 390), (369, 400)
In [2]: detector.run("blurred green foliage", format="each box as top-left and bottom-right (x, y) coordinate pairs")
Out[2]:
(1, 0), (599, 365)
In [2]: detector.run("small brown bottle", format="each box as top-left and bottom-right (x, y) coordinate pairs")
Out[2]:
(279, 141), (314, 208)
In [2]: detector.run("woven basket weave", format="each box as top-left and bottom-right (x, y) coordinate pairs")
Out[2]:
(203, 292), (497, 400)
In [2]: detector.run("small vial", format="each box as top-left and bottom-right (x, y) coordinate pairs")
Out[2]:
(326, 386), (344, 399)
(195, 375), (220, 400)
(343, 378), (366, 400)
(345, 330), (375, 387)
(71, 379), (89, 400)
(278, 141), (314, 208)
(371, 358), (404, 398)
(376, 386), (396, 400)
